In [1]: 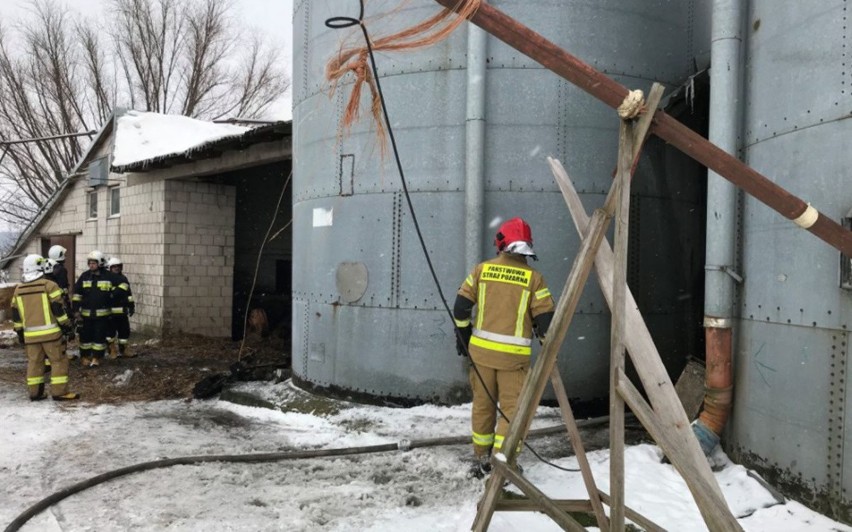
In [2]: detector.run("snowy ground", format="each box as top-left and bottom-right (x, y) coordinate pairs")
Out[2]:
(1, 376), (850, 531)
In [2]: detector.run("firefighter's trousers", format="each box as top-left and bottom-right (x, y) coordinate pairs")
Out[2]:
(26, 340), (69, 398)
(108, 314), (131, 348)
(80, 317), (109, 360)
(469, 363), (529, 458)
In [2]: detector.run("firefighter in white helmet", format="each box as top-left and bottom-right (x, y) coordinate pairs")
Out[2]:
(453, 217), (555, 478)
(105, 256), (136, 358)
(11, 254), (79, 401)
(47, 245), (70, 302)
(72, 250), (113, 367)
(45, 245), (76, 360)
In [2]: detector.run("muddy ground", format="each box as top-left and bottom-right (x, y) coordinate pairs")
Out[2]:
(0, 327), (290, 403)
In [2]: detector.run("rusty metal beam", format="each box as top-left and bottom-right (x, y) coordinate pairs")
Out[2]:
(433, 0), (852, 257)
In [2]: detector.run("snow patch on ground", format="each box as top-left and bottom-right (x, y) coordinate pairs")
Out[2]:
(1, 379), (850, 531)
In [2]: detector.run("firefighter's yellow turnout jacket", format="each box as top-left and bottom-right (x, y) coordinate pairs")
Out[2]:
(12, 277), (73, 399)
(12, 278), (71, 343)
(453, 252), (555, 457)
(455, 252), (555, 370)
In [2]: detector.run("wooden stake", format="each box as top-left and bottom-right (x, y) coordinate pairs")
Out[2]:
(609, 120), (634, 530)
(550, 369), (609, 531)
(492, 460), (587, 531)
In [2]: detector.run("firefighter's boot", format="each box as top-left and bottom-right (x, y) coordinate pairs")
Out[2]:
(119, 344), (136, 358)
(107, 341), (118, 359)
(467, 454), (492, 479)
(53, 392), (80, 401)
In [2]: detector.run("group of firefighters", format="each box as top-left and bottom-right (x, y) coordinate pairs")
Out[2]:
(9, 216), (545, 480)
(11, 245), (135, 401)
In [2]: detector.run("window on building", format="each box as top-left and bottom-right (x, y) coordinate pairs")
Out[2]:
(88, 190), (98, 219)
(109, 187), (120, 216)
(88, 156), (108, 187)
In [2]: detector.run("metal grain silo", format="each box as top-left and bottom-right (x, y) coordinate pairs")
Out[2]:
(724, 0), (852, 520)
(292, 0), (711, 407)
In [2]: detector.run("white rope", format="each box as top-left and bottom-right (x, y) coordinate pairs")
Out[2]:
(793, 203), (819, 229)
(617, 89), (645, 119)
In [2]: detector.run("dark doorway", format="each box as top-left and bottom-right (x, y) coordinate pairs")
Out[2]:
(228, 162), (293, 342)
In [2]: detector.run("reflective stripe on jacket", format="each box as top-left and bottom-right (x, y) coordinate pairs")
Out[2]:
(457, 253), (554, 367)
(110, 272), (134, 314)
(11, 278), (67, 343)
(73, 269), (114, 318)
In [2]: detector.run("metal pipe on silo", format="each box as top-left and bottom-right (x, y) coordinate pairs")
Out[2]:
(464, 21), (488, 268)
(695, 0), (745, 455)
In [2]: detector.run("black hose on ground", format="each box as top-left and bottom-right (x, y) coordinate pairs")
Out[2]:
(4, 417), (607, 532)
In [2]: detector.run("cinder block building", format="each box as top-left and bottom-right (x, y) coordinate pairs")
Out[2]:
(2, 111), (292, 339)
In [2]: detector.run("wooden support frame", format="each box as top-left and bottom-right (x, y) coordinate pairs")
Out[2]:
(467, 80), (742, 530)
(471, 86), (670, 531)
(551, 156), (743, 532)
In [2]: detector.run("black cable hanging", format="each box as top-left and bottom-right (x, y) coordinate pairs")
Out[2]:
(324, 2), (578, 474)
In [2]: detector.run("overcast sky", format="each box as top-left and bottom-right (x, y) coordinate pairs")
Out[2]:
(0, 0), (294, 119)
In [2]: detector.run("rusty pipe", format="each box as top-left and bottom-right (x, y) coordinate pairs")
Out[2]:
(433, 0), (852, 257)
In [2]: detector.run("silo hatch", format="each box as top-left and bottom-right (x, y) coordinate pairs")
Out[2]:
(336, 262), (369, 303)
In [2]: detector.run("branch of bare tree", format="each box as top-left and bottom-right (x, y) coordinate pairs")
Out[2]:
(0, 0), (290, 228)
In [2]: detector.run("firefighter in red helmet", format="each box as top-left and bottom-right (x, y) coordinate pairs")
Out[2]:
(453, 217), (555, 478)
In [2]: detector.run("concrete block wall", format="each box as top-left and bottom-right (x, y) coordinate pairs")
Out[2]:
(119, 178), (166, 334)
(4, 168), (168, 336)
(162, 179), (235, 337)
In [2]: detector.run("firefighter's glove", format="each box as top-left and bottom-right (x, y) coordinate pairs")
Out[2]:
(127, 304), (135, 317)
(62, 325), (75, 341)
(16, 330), (24, 345)
(456, 326), (472, 357)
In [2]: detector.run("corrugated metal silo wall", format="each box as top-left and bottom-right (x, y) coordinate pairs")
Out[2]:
(726, 0), (852, 522)
(292, 0), (710, 407)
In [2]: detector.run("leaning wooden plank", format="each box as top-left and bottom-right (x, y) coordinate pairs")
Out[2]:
(495, 499), (593, 513)
(626, 82), (666, 175)
(433, 0), (852, 257)
(472, 206), (613, 531)
(549, 158), (743, 532)
(492, 460), (587, 532)
(675, 359), (707, 421)
(615, 370), (741, 527)
(498, 496), (664, 532)
(550, 369), (609, 531)
(597, 492), (668, 532)
(609, 120), (635, 531)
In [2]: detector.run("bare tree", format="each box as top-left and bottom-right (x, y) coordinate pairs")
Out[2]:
(0, 0), (290, 228)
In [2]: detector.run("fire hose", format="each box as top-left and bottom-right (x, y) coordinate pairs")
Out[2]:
(5, 416), (607, 532)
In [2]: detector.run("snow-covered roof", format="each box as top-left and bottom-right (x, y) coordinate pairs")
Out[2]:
(110, 111), (250, 168)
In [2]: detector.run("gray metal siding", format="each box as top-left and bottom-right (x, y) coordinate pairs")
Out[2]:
(293, 0), (710, 405)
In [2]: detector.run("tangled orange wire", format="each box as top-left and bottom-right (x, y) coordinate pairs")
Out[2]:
(325, 0), (481, 156)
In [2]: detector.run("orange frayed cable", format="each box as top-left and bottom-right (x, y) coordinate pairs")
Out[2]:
(325, 0), (481, 156)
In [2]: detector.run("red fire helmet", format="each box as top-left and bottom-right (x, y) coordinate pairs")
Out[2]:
(494, 217), (533, 252)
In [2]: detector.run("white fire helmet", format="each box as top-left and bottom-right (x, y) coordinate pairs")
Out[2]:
(42, 258), (57, 275)
(106, 257), (123, 269)
(87, 250), (106, 267)
(48, 244), (66, 262)
(22, 254), (45, 282)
